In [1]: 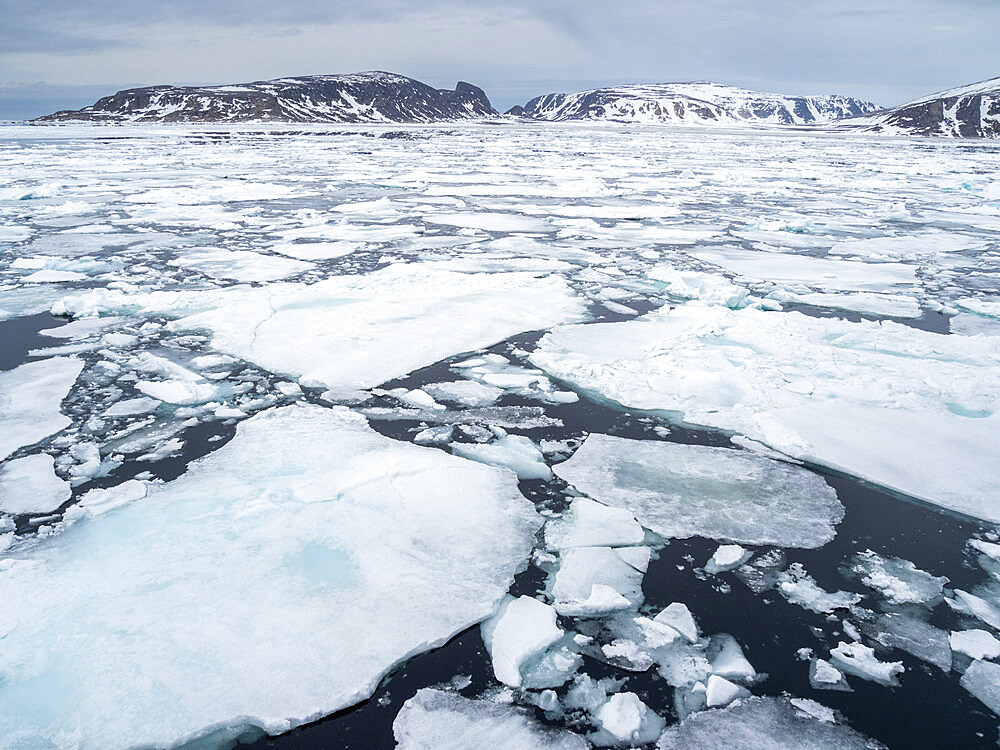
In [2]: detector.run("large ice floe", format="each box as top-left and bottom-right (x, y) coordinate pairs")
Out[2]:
(552, 434), (843, 548)
(533, 304), (1000, 521)
(0, 356), (83, 460)
(53, 263), (587, 395)
(393, 688), (588, 749)
(0, 404), (541, 749)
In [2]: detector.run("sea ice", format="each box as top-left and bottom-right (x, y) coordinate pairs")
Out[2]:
(0, 356), (83, 461)
(532, 304), (1000, 521)
(851, 550), (947, 605)
(829, 642), (904, 686)
(777, 564), (861, 614)
(57, 264), (587, 393)
(549, 546), (649, 616)
(452, 434), (551, 480)
(960, 660), (1000, 716)
(393, 688), (588, 750)
(951, 630), (1000, 661)
(657, 696), (881, 749)
(0, 453), (70, 515)
(544, 497), (645, 549)
(693, 247), (918, 292)
(705, 544), (751, 574)
(481, 596), (564, 687)
(168, 248), (313, 282)
(592, 692), (665, 747)
(0, 404), (541, 749)
(552, 435), (843, 548)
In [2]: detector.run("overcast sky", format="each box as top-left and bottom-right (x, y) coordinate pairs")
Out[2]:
(1, 0), (998, 119)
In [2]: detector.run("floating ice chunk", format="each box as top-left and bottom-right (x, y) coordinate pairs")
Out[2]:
(481, 595), (564, 687)
(851, 550), (947, 606)
(705, 674), (751, 707)
(40, 316), (124, 340)
(452, 435), (551, 481)
(135, 379), (220, 406)
(950, 313), (1000, 337)
(21, 269), (86, 283)
(777, 564), (861, 614)
(544, 497), (645, 549)
(970, 539), (1000, 563)
(868, 613), (951, 672)
(63, 480), (148, 524)
(809, 659), (850, 691)
(592, 692), (665, 747)
(552, 435), (842, 548)
(425, 212), (551, 233)
(770, 290), (921, 319)
(271, 241), (361, 260)
(393, 388), (445, 411)
(709, 634), (756, 681)
(168, 248), (313, 282)
(960, 660), (1000, 716)
(103, 396), (161, 417)
(0, 404), (540, 748)
(705, 544), (751, 574)
(653, 603), (699, 643)
(951, 630), (1000, 661)
(694, 247), (918, 292)
(947, 590), (1000, 631)
(657, 696), (880, 749)
(424, 380), (503, 407)
(647, 266), (750, 308)
(829, 642), (904, 686)
(789, 698), (836, 724)
(0, 357), (83, 461)
(550, 546), (648, 616)
(533, 304), (1000, 521)
(57, 265), (587, 393)
(521, 636), (584, 689)
(393, 688), (588, 750)
(0, 454), (70, 515)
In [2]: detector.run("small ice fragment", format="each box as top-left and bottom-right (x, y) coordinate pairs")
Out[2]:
(705, 674), (751, 707)
(705, 544), (751, 574)
(550, 547), (647, 616)
(851, 549), (947, 605)
(809, 658), (851, 691)
(393, 688), (588, 749)
(960, 660), (1000, 716)
(481, 596), (563, 687)
(947, 590), (1000, 631)
(790, 698), (836, 723)
(653, 603), (698, 643)
(951, 630), (1000, 661)
(777, 563), (861, 614)
(593, 692), (665, 746)
(452, 435), (551, 480)
(544, 497), (645, 549)
(0, 454), (71, 515)
(709, 634), (756, 681)
(829, 641), (904, 686)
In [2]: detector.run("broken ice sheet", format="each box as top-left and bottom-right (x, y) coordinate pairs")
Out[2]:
(393, 688), (588, 750)
(532, 304), (1000, 521)
(657, 696), (883, 749)
(552, 434), (843, 548)
(0, 356), (83, 461)
(56, 263), (588, 393)
(0, 404), (541, 749)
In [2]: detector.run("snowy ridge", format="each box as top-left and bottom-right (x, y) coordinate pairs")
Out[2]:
(844, 76), (1000, 138)
(511, 82), (879, 127)
(35, 72), (498, 123)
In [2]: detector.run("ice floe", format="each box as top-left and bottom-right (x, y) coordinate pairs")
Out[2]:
(552, 434), (843, 548)
(533, 304), (1000, 521)
(0, 404), (540, 748)
(0, 357), (83, 461)
(0, 453), (70, 515)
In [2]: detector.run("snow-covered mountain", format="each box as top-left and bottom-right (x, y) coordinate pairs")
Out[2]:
(508, 82), (880, 127)
(842, 77), (1000, 138)
(35, 72), (498, 123)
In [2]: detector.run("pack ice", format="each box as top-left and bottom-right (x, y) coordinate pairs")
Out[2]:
(0, 357), (83, 461)
(0, 404), (541, 749)
(533, 304), (1000, 521)
(54, 263), (587, 394)
(553, 434), (843, 548)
